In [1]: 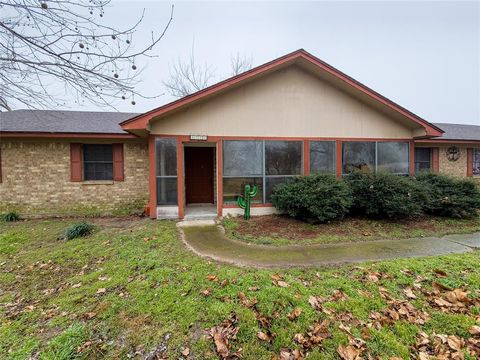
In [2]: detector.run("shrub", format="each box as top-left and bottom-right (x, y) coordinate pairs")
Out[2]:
(271, 174), (353, 223)
(1, 211), (20, 222)
(416, 172), (480, 218)
(64, 222), (94, 240)
(345, 171), (424, 219)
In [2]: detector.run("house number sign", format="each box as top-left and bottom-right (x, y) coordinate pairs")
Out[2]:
(446, 146), (460, 162)
(190, 134), (208, 141)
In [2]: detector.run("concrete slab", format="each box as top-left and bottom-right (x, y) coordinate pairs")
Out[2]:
(181, 225), (475, 268)
(177, 220), (217, 228)
(442, 232), (480, 248)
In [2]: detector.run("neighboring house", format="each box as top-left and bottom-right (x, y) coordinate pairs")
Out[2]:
(1, 49), (479, 219)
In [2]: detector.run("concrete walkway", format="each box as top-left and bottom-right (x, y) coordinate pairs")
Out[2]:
(180, 225), (480, 268)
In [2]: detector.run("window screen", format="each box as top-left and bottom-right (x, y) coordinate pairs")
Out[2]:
(83, 144), (113, 180)
(414, 147), (432, 174)
(310, 141), (335, 173)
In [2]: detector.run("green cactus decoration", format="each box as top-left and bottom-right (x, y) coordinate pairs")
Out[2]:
(237, 184), (257, 220)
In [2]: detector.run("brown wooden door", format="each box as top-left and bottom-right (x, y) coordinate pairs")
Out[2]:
(185, 147), (214, 204)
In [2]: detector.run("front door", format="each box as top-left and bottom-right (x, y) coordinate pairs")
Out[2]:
(185, 147), (214, 204)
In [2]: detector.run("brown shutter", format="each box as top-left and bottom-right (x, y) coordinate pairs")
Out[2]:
(431, 147), (439, 173)
(467, 148), (473, 177)
(0, 146), (2, 183)
(70, 143), (83, 181)
(112, 143), (124, 181)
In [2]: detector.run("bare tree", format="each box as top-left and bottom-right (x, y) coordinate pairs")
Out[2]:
(163, 45), (215, 98)
(230, 52), (252, 76)
(164, 48), (253, 98)
(0, 0), (174, 111)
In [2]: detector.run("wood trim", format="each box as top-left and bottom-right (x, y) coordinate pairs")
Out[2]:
(112, 143), (124, 181)
(1, 132), (137, 139)
(335, 140), (342, 178)
(467, 148), (473, 177)
(415, 139), (480, 145)
(431, 147), (439, 173)
(216, 139), (223, 217)
(70, 143), (83, 182)
(409, 140), (415, 176)
(304, 139), (310, 175)
(121, 49), (443, 137)
(156, 134), (413, 142)
(177, 137), (185, 219)
(148, 135), (157, 218)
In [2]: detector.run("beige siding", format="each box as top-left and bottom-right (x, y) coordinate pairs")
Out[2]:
(0, 140), (149, 216)
(151, 66), (418, 139)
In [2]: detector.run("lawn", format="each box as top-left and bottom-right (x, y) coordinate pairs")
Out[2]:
(222, 215), (480, 246)
(0, 217), (479, 359)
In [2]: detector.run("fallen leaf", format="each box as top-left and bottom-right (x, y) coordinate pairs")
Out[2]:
(433, 269), (448, 277)
(337, 344), (361, 360)
(181, 347), (190, 356)
(273, 280), (289, 288)
(287, 307), (302, 321)
(469, 325), (480, 335)
(403, 287), (417, 299)
(83, 312), (96, 319)
(72, 283), (82, 288)
(206, 275), (218, 282)
(257, 331), (271, 342)
(96, 288), (106, 295)
(98, 275), (111, 281)
(201, 288), (212, 297)
(238, 292), (257, 308)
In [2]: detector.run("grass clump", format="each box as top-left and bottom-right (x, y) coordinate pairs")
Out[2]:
(64, 222), (94, 240)
(1, 211), (20, 222)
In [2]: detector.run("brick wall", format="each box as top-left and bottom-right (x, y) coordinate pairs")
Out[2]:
(437, 145), (480, 181)
(0, 140), (149, 216)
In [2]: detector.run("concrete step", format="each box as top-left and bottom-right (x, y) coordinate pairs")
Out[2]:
(177, 219), (217, 227)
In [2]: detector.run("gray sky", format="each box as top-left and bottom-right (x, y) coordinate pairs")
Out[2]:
(77, 1), (480, 125)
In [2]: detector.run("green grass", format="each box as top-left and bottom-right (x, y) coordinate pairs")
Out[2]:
(223, 215), (480, 246)
(0, 218), (479, 359)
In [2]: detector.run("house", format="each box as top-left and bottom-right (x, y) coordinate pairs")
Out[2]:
(1, 49), (479, 219)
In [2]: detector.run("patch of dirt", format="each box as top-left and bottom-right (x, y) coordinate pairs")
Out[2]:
(227, 215), (470, 243)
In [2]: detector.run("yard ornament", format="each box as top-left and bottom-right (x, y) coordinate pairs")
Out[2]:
(237, 184), (257, 220)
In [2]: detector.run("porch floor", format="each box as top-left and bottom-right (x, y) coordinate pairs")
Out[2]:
(184, 204), (217, 221)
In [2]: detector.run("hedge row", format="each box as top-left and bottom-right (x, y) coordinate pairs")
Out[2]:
(271, 172), (480, 223)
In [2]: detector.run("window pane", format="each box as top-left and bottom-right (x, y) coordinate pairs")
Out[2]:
(83, 144), (113, 162)
(156, 138), (177, 176)
(84, 162), (113, 181)
(474, 149), (480, 176)
(223, 177), (263, 204)
(223, 141), (263, 176)
(156, 177), (178, 205)
(265, 177), (294, 203)
(265, 141), (302, 175)
(377, 142), (409, 174)
(342, 142), (375, 174)
(310, 141), (335, 173)
(414, 148), (431, 174)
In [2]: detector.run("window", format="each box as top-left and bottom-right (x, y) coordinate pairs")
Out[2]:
(474, 149), (480, 176)
(310, 141), (335, 173)
(156, 138), (177, 205)
(342, 141), (410, 175)
(342, 142), (375, 174)
(83, 144), (113, 180)
(222, 140), (303, 204)
(377, 142), (409, 174)
(414, 147), (432, 174)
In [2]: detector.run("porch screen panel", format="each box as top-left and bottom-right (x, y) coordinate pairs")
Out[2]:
(377, 142), (409, 174)
(474, 149), (480, 176)
(265, 141), (303, 202)
(222, 141), (263, 203)
(414, 147), (432, 174)
(342, 142), (375, 174)
(156, 138), (177, 205)
(309, 141), (335, 173)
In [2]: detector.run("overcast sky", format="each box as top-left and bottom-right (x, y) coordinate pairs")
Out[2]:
(74, 1), (480, 125)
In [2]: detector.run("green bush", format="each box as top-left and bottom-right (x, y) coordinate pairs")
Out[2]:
(345, 171), (424, 219)
(416, 172), (480, 218)
(64, 222), (94, 240)
(271, 174), (353, 223)
(1, 212), (20, 222)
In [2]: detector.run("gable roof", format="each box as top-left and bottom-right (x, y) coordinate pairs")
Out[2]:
(1, 110), (138, 136)
(121, 49), (444, 138)
(432, 123), (480, 141)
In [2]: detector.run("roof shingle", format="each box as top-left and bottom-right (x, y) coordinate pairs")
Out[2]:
(0, 110), (138, 134)
(432, 123), (480, 141)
